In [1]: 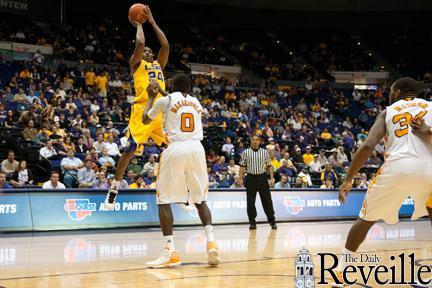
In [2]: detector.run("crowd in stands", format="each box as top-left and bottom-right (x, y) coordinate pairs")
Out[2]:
(294, 34), (380, 72)
(0, 53), (396, 190)
(0, 16), (384, 82)
(3, 13), (432, 190)
(2, 11), (432, 85)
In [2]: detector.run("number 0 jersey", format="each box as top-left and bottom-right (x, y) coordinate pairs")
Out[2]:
(385, 97), (432, 161)
(148, 92), (204, 142)
(133, 60), (165, 103)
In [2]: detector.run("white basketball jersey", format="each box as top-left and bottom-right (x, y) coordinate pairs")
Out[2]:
(164, 92), (203, 142)
(385, 98), (432, 161)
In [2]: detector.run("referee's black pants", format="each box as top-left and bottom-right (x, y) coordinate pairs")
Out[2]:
(245, 173), (275, 224)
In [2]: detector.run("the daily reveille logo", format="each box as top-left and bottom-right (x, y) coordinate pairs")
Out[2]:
(294, 248), (432, 287)
(284, 196), (306, 215)
(64, 199), (96, 221)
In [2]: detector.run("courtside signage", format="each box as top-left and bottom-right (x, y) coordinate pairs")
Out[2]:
(0, 189), (415, 231)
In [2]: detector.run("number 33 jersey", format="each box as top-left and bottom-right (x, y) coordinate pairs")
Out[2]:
(148, 92), (204, 142)
(385, 97), (432, 161)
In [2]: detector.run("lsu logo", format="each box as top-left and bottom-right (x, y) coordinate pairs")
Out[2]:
(284, 196), (306, 215)
(64, 199), (96, 221)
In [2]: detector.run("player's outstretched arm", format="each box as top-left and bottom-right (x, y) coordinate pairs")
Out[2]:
(142, 80), (169, 125)
(130, 19), (145, 73)
(339, 110), (386, 203)
(145, 5), (169, 69)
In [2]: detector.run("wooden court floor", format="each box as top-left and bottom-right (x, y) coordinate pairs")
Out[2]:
(0, 220), (431, 287)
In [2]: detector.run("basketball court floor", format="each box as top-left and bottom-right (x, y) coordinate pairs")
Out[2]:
(0, 220), (430, 287)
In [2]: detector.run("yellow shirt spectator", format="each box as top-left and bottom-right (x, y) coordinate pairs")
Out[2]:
(298, 115), (304, 124)
(122, 81), (131, 91)
(66, 77), (74, 85)
(254, 129), (263, 136)
(271, 158), (281, 172)
(85, 70), (96, 86)
(95, 74), (108, 92)
(56, 128), (67, 139)
(202, 98), (212, 105)
(129, 183), (139, 189)
(20, 69), (30, 79)
(321, 128), (332, 140)
(103, 132), (113, 142)
(303, 153), (314, 166)
(311, 103), (321, 112)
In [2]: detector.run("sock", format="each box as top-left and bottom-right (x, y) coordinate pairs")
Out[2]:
(338, 247), (354, 272)
(110, 179), (120, 190)
(204, 225), (215, 242)
(164, 235), (175, 251)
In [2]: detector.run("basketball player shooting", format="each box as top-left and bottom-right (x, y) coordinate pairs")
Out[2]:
(331, 77), (432, 287)
(104, 5), (169, 209)
(142, 75), (220, 268)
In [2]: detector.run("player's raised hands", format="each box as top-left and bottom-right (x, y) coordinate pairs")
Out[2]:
(128, 16), (142, 27)
(144, 5), (155, 25)
(146, 79), (159, 97)
(338, 179), (352, 204)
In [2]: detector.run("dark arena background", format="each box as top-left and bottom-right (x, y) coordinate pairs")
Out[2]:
(0, 1), (431, 287)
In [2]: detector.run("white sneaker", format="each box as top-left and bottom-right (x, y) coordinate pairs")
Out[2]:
(146, 248), (181, 268)
(207, 242), (220, 266)
(104, 188), (118, 211)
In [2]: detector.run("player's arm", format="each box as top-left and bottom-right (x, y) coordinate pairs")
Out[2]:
(130, 20), (145, 73)
(62, 164), (76, 170)
(266, 152), (274, 187)
(142, 80), (169, 124)
(339, 110), (387, 203)
(238, 152), (246, 186)
(239, 166), (245, 186)
(146, 5), (169, 69)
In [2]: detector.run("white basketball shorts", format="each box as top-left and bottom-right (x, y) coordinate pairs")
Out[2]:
(359, 158), (432, 224)
(156, 141), (209, 205)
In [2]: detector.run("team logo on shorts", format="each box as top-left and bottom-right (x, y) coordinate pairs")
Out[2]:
(64, 199), (96, 221)
(284, 196), (306, 215)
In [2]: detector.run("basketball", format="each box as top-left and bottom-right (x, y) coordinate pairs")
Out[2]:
(128, 3), (148, 24)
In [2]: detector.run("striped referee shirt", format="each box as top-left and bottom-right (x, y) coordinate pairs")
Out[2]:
(239, 148), (271, 175)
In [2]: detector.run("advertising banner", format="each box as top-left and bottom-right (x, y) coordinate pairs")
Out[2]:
(0, 189), (416, 232)
(29, 191), (158, 230)
(0, 192), (33, 231)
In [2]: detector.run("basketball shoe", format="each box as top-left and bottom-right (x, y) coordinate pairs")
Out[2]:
(147, 248), (181, 268)
(207, 241), (220, 266)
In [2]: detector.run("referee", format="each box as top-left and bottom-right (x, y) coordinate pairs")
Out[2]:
(239, 135), (277, 230)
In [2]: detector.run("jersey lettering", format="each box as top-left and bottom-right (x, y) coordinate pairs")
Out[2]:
(392, 110), (427, 137)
